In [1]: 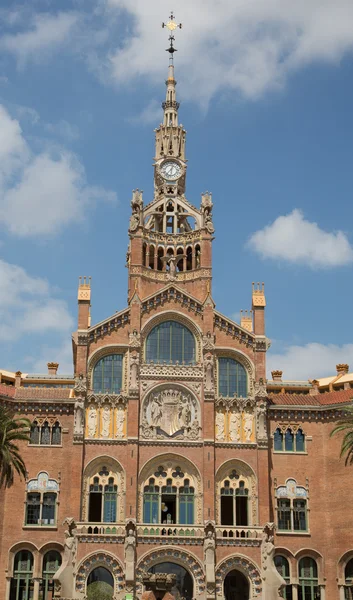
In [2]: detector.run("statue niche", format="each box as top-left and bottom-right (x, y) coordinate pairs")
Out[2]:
(141, 387), (200, 440)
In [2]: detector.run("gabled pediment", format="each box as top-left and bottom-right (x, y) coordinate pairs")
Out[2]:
(140, 283), (204, 318)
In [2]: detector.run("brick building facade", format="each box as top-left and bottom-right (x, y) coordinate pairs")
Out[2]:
(0, 51), (353, 600)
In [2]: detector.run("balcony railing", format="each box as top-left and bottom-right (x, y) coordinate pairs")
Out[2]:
(137, 524), (204, 538)
(216, 526), (263, 544)
(76, 522), (125, 536)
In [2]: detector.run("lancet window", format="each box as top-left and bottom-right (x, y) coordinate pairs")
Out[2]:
(88, 467), (118, 523)
(143, 467), (195, 525)
(25, 472), (59, 526)
(145, 321), (195, 364)
(92, 354), (123, 394)
(276, 479), (308, 532)
(218, 357), (247, 397)
(298, 558), (319, 600)
(345, 558), (353, 599)
(274, 426), (305, 452)
(220, 471), (249, 527)
(10, 551), (33, 600)
(29, 419), (61, 446)
(274, 556), (292, 600)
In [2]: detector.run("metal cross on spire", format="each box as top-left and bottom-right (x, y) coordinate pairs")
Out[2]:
(162, 12), (182, 63)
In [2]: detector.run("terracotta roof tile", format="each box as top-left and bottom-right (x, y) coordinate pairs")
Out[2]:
(15, 388), (72, 401)
(0, 383), (15, 398)
(269, 389), (353, 407)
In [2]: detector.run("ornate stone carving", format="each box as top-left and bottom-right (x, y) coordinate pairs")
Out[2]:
(129, 189), (143, 232)
(254, 377), (267, 398)
(204, 353), (214, 392)
(261, 523), (286, 599)
(141, 387), (201, 440)
(215, 399), (256, 444)
(140, 363), (203, 381)
(243, 410), (254, 442)
(115, 404), (125, 438)
(101, 404), (111, 437)
(203, 331), (215, 352)
(215, 411), (225, 441)
(87, 405), (97, 438)
(74, 397), (85, 436)
(75, 552), (124, 595)
(256, 398), (268, 440)
(77, 333), (89, 346)
(204, 530), (216, 588)
(125, 527), (136, 584)
(129, 351), (139, 390)
(74, 374), (87, 394)
(229, 410), (241, 442)
(201, 191), (215, 234)
(216, 555), (262, 599)
(129, 329), (141, 348)
(53, 518), (77, 598)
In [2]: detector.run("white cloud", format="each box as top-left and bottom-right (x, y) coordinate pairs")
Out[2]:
(0, 12), (78, 67)
(0, 258), (74, 342)
(44, 119), (79, 141)
(128, 99), (162, 125)
(247, 209), (353, 268)
(29, 340), (74, 375)
(0, 104), (116, 237)
(105, 0), (353, 104)
(267, 342), (353, 380)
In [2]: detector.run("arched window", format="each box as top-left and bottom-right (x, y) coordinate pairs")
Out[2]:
(345, 558), (353, 599)
(25, 472), (59, 526)
(220, 478), (249, 528)
(146, 321), (195, 364)
(93, 354), (123, 394)
(148, 563), (193, 600)
(10, 551), (33, 600)
(273, 427), (305, 452)
(88, 468), (118, 523)
(274, 556), (292, 600)
(298, 558), (319, 600)
(143, 471), (195, 527)
(218, 357), (247, 397)
(276, 479), (308, 532)
(42, 551), (62, 600)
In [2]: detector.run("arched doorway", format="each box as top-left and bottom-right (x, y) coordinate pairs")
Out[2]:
(148, 562), (193, 600)
(224, 569), (249, 600)
(87, 567), (114, 600)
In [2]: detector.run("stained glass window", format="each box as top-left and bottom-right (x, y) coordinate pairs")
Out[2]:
(30, 422), (40, 445)
(218, 358), (247, 397)
(51, 422), (61, 445)
(296, 429), (305, 452)
(274, 428), (283, 451)
(93, 354), (123, 394)
(274, 428), (305, 453)
(146, 321), (195, 364)
(285, 429), (294, 452)
(278, 498), (307, 532)
(40, 422), (51, 445)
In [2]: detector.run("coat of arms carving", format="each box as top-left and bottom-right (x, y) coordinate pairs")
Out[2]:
(141, 387), (200, 440)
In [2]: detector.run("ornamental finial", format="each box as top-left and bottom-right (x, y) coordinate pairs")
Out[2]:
(162, 12), (182, 60)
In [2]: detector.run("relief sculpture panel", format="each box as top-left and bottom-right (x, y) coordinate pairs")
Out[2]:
(141, 386), (201, 440)
(215, 405), (255, 444)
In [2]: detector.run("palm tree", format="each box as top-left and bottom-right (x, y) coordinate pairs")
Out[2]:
(330, 405), (353, 465)
(0, 403), (30, 488)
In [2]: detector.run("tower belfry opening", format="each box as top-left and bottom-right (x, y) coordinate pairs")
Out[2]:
(127, 12), (215, 301)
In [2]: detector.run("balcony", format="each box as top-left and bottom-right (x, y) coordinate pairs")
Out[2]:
(216, 526), (263, 546)
(75, 522), (125, 543)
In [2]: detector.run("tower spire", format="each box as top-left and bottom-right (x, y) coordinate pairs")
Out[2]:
(162, 12), (182, 127)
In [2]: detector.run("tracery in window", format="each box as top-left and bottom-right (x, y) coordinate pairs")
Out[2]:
(218, 357), (247, 398)
(298, 558), (319, 600)
(220, 473), (249, 527)
(42, 551), (62, 600)
(25, 472), (59, 526)
(276, 478), (308, 532)
(146, 321), (195, 364)
(274, 426), (306, 452)
(142, 465), (196, 527)
(93, 354), (123, 394)
(29, 418), (61, 446)
(274, 556), (292, 600)
(10, 551), (33, 600)
(88, 468), (118, 524)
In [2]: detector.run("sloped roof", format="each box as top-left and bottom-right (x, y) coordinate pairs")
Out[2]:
(269, 388), (353, 407)
(15, 388), (73, 401)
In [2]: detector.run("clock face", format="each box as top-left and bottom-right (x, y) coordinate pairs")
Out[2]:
(160, 160), (182, 180)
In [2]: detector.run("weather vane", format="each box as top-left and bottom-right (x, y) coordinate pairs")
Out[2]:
(162, 12), (182, 61)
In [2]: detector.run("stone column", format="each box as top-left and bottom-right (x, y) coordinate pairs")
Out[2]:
(5, 576), (11, 600)
(319, 584), (326, 599)
(339, 585), (346, 600)
(33, 577), (41, 600)
(292, 583), (298, 600)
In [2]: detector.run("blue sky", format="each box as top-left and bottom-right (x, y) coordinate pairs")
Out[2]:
(1, 0), (353, 379)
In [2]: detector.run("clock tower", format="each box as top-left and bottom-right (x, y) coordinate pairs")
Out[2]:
(127, 18), (215, 304)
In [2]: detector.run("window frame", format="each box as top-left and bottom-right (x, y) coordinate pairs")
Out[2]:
(217, 357), (247, 398)
(298, 557), (319, 600)
(42, 550), (62, 600)
(142, 474), (195, 525)
(88, 471), (119, 524)
(92, 353), (124, 394)
(10, 551), (34, 600)
(145, 320), (196, 365)
(273, 426), (306, 453)
(29, 419), (62, 447)
(24, 472), (59, 528)
(274, 555), (293, 600)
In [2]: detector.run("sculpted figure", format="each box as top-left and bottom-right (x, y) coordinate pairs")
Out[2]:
(216, 411), (225, 441)
(243, 410), (254, 442)
(204, 531), (216, 585)
(130, 352), (139, 389)
(116, 405), (125, 438)
(87, 406), (97, 437)
(101, 405), (111, 437)
(204, 354), (214, 391)
(74, 397), (85, 435)
(179, 395), (192, 427)
(261, 523), (286, 599)
(150, 394), (163, 426)
(125, 528), (136, 584)
(229, 410), (241, 442)
(257, 400), (267, 438)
